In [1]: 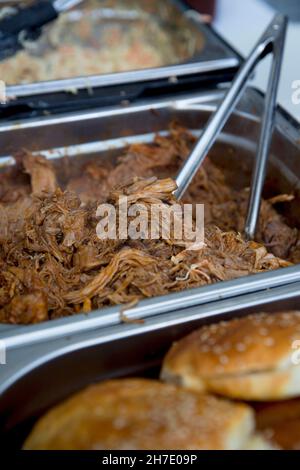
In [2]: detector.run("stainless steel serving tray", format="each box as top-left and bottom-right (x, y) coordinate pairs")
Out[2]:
(0, 87), (300, 349)
(1, 0), (240, 100)
(1, 282), (300, 448)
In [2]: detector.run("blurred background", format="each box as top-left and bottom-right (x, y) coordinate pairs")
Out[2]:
(0, 0), (298, 121)
(186, 0), (300, 122)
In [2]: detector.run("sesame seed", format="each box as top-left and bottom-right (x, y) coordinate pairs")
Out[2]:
(236, 343), (246, 352)
(219, 355), (229, 365)
(264, 337), (275, 347)
(259, 328), (269, 336)
(214, 346), (223, 355)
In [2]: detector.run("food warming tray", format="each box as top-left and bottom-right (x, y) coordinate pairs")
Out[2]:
(0, 0), (240, 117)
(0, 281), (300, 449)
(0, 87), (300, 350)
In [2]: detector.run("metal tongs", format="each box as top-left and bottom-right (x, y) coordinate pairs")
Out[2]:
(175, 14), (287, 240)
(0, 0), (83, 61)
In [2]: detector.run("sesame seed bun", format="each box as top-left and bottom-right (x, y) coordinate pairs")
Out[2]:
(161, 312), (300, 401)
(243, 434), (276, 450)
(255, 398), (300, 450)
(23, 379), (255, 450)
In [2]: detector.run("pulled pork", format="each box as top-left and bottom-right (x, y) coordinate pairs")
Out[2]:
(2, 128), (298, 261)
(0, 174), (289, 324)
(0, 127), (297, 324)
(65, 127), (299, 260)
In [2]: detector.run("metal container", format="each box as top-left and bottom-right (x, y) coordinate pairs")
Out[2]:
(0, 87), (300, 349)
(0, 282), (300, 448)
(1, 0), (239, 100)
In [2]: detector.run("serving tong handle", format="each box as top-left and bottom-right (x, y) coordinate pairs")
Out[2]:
(0, 0), (83, 60)
(175, 14), (287, 240)
(0, 0), (82, 35)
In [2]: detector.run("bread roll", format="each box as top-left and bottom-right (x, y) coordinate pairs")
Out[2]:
(255, 398), (300, 450)
(24, 378), (256, 450)
(161, 312), (300, 401)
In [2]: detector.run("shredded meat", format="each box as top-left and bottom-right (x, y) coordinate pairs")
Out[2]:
(0, 126), (297, 324)
(23, 151), (57, 194)
(64, 127), (299, 261)
(0, 174), (289, 324)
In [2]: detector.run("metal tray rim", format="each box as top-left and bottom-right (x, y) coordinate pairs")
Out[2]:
(1, 280), (300, 396)
(2, 265), (300, 350)
(1, 87), (299, 140)
(5, 58), (240, 98)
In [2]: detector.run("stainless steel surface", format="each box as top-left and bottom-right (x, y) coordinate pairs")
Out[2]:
(0, 88), (299, 349)
(174, 14), (287, 201)
(245, 14), (287, 239)
(5, 60), (239, 99)
(2, 0), (239, 98)
(1, 266), (300, 351)
(53, 0), (83, 12)
(0, 283), (300, 447)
